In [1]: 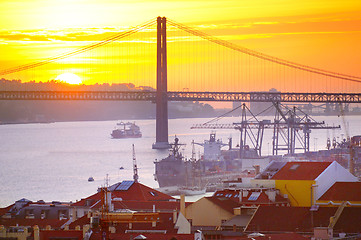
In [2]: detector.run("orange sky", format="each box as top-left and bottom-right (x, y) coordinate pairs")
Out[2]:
(0, 0), (360, 92)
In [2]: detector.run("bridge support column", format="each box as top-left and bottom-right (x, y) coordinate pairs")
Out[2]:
(152, 17), (170, 149)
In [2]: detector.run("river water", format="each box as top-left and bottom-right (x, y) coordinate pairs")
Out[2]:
(1, 115), (360, 207)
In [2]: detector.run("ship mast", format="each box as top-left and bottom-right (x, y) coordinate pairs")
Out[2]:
(132, 144), (139, 183)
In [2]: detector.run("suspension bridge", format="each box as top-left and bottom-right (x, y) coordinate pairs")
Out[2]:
(0, 17), (360, 148)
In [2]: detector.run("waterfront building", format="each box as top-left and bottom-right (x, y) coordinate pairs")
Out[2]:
(253, 161), (358, 207)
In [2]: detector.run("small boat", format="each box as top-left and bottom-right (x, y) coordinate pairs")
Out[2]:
(88, 177), (94, 182)
(111, 122), (142, 139)
(119, 166), (124, 170)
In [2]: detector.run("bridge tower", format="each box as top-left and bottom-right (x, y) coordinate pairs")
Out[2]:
(152, 17), (170, 149)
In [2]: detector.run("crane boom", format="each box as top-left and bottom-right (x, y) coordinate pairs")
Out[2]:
(132, 144), (139, 183)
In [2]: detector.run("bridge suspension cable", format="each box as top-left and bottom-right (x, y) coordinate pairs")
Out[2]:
(167, 19), (361, 84)
(0, 19), (157, 76)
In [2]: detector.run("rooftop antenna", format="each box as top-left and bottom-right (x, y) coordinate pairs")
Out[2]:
(104, 173), (110, 188)
(132, 144), (139, 183)
(191, 140), (196, 161)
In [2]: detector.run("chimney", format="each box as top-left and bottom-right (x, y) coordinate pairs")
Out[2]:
(107, 192), (113, 212)
(83, 224), (90, 238)
(33, 225), (40, 240)
(109, 226), (116, 233)
(254, 165), (260, 175)
(266, 189), (276, 202)
(233, 207), (241, 215)
(173, 210), (177, 224)
(0, 225), (6, 236)
(71, 208), (77, 221)
(180, 194), (186, 217)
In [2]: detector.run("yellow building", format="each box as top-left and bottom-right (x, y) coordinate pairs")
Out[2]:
(253, 161), (358, 207)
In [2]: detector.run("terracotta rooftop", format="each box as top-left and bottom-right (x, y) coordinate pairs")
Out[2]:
(72, 181), (175, 207)
(112, 200), (188, 211)
(0, 218), (68, 229)
(205, 197), (240, 214)
(213, 189), (289, 206)
(72, 212), (180, 234)
(69, 215), (89, 229)
(245, 206), (361, 233)
(40, 230), (83, 240)
(0, 204), (14, 217)
(271, 161), (332, 180)
(89, 232), (194, 240)
(247, 233), (311, 240)
(319, 182), (361, 202)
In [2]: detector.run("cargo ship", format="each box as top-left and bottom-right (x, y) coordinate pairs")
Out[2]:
(111, 122), (142, 139)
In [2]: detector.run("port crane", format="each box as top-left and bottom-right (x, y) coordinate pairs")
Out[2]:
(132, 144), (139, 183)
(191, 103), (340, 157)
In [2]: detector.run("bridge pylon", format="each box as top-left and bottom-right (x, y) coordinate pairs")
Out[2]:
(152, 17), (170, 149)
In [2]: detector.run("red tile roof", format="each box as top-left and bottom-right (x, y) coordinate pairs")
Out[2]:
(112, 200), (188, 212)
(245, 206), (361, 233)
(213, 189), (289, 206)
(319, 182), (361, 201)
(111, 212), (177, 233)
(72, 181), (175, 208)
(89, 232), (194, 240)
(0, 218), (67, 229)
(271, 161), (332, 180)
(69, 215), (89, 229)
(40, 230), (83, 240)
(250, 233), (311, 240)
(71, 212), (179, 234)
(0, 204), (14, 217)
(206, 197), (240, 214)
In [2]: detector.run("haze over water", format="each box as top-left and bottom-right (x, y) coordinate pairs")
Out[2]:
(1, 115), (361, 207)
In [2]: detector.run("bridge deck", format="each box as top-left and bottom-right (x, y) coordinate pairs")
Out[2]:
(0, 91), (360, 103)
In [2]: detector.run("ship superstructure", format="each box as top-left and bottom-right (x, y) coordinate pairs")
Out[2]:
(154, 135), (246, 195)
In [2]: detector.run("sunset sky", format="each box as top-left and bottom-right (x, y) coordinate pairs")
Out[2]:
(0, 0), (360, 92)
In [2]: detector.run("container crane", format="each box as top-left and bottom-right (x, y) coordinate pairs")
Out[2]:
(191, 102), (340, 157)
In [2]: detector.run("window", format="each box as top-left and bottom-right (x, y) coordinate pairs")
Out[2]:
(290, 164), (300, 170)
(149, 191), (158, 197)
(58, 210), (67, 220)
(25, 209), (34, 219)
(248, 192), (261, 201)
(41, 210), (49, 219)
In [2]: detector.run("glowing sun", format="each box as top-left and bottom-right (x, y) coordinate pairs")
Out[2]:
(55, 73), (82, 85)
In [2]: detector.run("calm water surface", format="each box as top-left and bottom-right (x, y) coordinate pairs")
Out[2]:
(1, 116), (360, 207)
